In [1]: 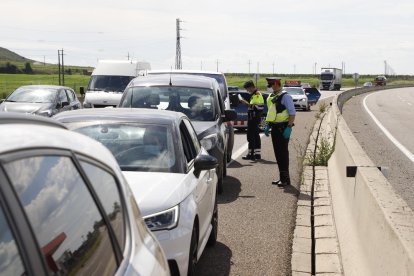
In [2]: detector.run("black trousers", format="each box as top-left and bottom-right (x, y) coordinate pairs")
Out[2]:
(247, 116), (261, 151)
(270, 122), (290, 182)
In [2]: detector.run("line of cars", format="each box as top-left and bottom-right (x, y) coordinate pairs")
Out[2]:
(0, 70), (236, 276)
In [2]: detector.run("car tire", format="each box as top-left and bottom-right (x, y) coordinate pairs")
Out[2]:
(207, 198), (218, 246)
(187, 225), (198, 276)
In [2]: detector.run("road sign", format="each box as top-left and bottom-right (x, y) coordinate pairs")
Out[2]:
(352, 73), (359, 80)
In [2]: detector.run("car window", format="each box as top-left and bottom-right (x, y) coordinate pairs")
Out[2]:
(183, 119), (201, 155)
(58, 89), (68, 103)
(180, 122), (197, 163)
(0, 206), (25, 275)
(71, 123), (177, 173)
(4, 155), (118, 275)
(285, 87), (305, 95)
(80, 161), (125, 251)
(120, 86), (216, 121)
(66, 89), (75, 102)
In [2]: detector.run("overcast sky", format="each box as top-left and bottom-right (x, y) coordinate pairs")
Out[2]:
(2, 0), (414, 74)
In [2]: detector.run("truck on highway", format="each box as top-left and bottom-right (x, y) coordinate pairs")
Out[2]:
(83, 60), (151, 108)
(319, 68), (342, 90)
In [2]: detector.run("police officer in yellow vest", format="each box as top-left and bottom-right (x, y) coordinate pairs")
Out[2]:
(264, 77), (296, 187)
(241, 80), (264, 160)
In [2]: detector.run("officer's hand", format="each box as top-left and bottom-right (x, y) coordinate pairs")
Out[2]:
(283, 126), (292, 139)
(264, 124), (271, 137)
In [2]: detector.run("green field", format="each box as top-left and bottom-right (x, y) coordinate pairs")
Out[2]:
(1, 73), (414, 99)
(0, 74), (90, 98)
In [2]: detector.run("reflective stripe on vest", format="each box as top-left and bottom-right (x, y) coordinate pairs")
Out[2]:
(265, 93), (289, 123)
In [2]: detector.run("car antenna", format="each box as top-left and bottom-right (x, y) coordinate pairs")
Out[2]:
(169, 66), (172, 86)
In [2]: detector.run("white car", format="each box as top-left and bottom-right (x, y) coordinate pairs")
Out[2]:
(0, 113), (169, 276)
(284, 87), (310, 111)
(55, 108), (219, 276)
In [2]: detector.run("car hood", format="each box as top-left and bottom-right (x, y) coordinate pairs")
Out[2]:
(0, 102), (52, 114)
(122, 171), (191, 217)
(84, 91), (123, 105)
(191, 121), (217, 138)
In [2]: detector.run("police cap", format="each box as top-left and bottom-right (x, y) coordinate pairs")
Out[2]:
(266, 77), (282, 88)
(243, 80), (255, 89)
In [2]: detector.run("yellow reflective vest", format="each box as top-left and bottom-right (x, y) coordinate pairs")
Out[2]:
(265, 91), (289, 123)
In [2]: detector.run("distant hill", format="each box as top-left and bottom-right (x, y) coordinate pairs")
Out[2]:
(0, 47), (33, 62)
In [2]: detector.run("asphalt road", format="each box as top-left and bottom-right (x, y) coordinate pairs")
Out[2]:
(342, 87), (414, 210)
(195, 99), (329, 275)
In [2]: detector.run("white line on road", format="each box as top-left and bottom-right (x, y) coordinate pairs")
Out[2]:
(363, 93), (414, 163)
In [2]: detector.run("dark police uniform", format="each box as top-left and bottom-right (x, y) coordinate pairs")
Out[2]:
(265, 77), (296, 186)
(242, 80), (264, 160)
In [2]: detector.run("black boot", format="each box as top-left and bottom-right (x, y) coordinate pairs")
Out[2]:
(277, 171), (291, 187)
(242, 150), (255, 160)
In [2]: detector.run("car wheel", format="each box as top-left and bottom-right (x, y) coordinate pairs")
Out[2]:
(207, 198), (218, 246)
(187, 226), (198, 276)
(307, 104), (311, 111)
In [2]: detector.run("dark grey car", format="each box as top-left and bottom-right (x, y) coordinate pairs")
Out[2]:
(0, 85), (81, 117)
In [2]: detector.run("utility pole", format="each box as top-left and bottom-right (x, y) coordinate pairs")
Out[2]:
(384, 60), (387, 75)
(58, 50), (61, 85)
(175, 18), (182, 69)
(200, 61), (203, 70)
(58, 49), (65, 85)
(272, 61), (275, 74)
(216, 59), (219, 72)
(248, 60), (251, 74)
(126, 52), (130, 60)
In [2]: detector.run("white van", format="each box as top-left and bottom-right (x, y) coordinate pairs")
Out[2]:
(83, 60), (151, 108)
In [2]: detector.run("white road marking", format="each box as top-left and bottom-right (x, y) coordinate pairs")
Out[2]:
(363, 93), (414, 163)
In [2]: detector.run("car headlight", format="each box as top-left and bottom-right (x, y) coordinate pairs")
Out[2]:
(299, 98), (307, 102)
(200, 133), (218, 151)
(143, 205), (179, 231)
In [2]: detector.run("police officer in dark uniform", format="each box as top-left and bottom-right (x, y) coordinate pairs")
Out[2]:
(241, 80), (264, 160)
(264, 77), (296, 187)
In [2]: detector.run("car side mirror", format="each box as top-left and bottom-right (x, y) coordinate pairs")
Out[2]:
(61, 101), (69, 107)
(223, 109), (237, 122)
(79, 86), (85, 96)
(305, 92), (310, 96)
(0, 99), (4, 104)
(194, 154), (218, 178)
(83, 103), (92, 108)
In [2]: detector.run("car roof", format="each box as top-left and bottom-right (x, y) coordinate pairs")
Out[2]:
(149, 69), (224, 75)
(14, 85), (72, 90)
(0, 113), (67, 129)
(54, 108), (185, 125)
(0, 115), (119, 169)
(129, 74), (218, 89)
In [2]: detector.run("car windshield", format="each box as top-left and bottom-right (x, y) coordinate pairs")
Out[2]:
(320, 74), (334, 80)
(87, 75), (134, 92)
(120, 86), (217, 121)
(72, 123), (176, 172)
(285, 87), (305, 95)
(6, 87), (56, 103)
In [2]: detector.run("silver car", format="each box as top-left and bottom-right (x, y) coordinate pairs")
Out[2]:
(0, 113), (169, 275)
(0, 85), (81, 116)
